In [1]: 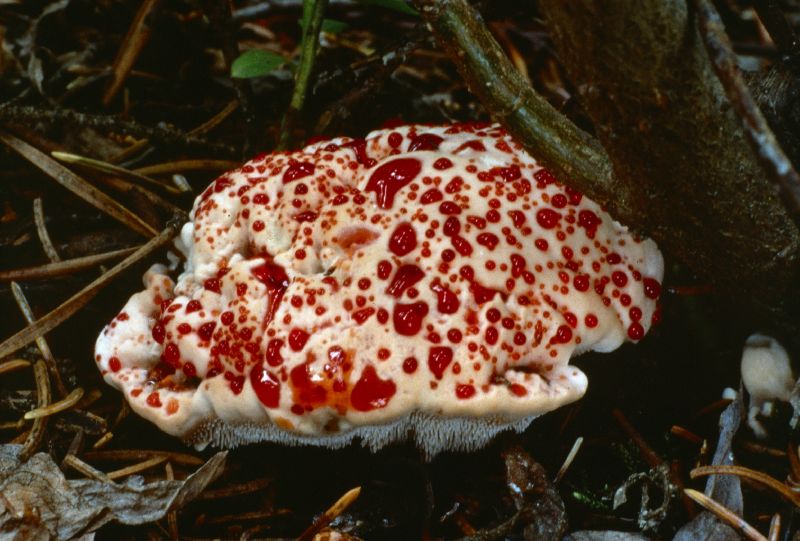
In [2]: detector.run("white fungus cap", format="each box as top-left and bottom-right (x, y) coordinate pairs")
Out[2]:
(95, 123), (664, 458)
(741, 333), (795, 438)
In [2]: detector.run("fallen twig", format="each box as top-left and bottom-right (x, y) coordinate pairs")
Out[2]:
(20, 360), (50, 461)
(691, 464), (800, 506)
(0, 131), (158, 237)
(694, 0), (800, 220)
(11, 282), (68, 397)
(33, 198), (60, 262)
(0, 220), (183, 360)
(0, 247), (138, 282)
(684, 488), (768, 541)
(296, 486), (361, 541)
(103, 0), (162, 106)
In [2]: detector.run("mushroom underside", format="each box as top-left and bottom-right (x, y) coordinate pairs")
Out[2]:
(187, 411), (539, 460)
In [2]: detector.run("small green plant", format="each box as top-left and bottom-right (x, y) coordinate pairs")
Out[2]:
(230, 50), (286, 79)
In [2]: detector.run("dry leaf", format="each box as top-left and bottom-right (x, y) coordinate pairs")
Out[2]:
(0, 444), (225, 540)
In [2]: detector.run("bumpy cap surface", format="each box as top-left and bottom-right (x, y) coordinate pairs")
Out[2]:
(95, 123), (664, 456)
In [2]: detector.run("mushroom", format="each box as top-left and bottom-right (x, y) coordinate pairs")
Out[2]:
(741, 333), (795, 438)
(95, 122), (664, 458)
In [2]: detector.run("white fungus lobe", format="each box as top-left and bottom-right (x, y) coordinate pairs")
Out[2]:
(741, 333), (795, 439)
(95, 123), (664, 458)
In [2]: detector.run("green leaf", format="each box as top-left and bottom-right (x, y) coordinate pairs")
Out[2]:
(298, 18), (349, 35)
(231, 50), (286, 79)
(356, 0), (418, 16)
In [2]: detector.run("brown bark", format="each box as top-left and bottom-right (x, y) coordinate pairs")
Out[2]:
(414, 0), (800, 319)
(534, 2), (800, 317)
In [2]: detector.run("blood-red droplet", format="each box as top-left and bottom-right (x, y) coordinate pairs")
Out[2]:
(386, 264), (425, 298)
(456, 384), (476, 399)
(365, 158), (422, 209)
(288, 328), (310, 351)
(428, 347), (453, 379)
(252, 259), (289, 326)
(204, 278), (221, 293)
(536, 208), (561, 229)
(552, 325), (573, 344)
(162, 342), (180, 367)
(628, 322), (644, 340)
(282, 160), (315, 183)
(109, 356), (121, 372)
(408, 133), (443, 151)
(402, 357), (418, 373)
(393, 302), (429, 335)
(612, 271), (628, 287)
(250, 362), (281, 408)
(266, 338), (284, 366)
(351, 365), (396, 412)
(643, 278), (661, 299)
(476, 232), (499, 250)
(430, 280), (460, 314)
(389, 223), (417, 256)
(146, 392), (162, 408)
(420, 188), (443, 204)
(152, 322), (165, 344)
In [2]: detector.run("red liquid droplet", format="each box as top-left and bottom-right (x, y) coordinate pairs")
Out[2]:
(534, 169), (556, 185)
(643, 278), (661, 299)
(402, 357), (419, 373)
(389, 222), (417, 256)
(443, 216), (460, 237)
(250, 362), (281, 408)
(433, 158), (453, 170)
(266, 338), (284, 366)
(293, 211), (318, 223)
(198, 322), (216, 341)
(290, 362), (327, 405)
(162, 342), (181, 368)
(408, 133), (443, 151)
(204, 278), (221, 293)
(386, 264), (425, 298)
(628, 322), (644, 340)
(342, 139), (376, 167)
(365, 158), (421, 209)
(451, 235), (473, 256)
(578, 209), (600, 236)
(288, 328), (310, 351)
(283, 160), (315, 183)
(456, 384), (476, 399)
(252, 258), (289, 327)
(109, 356), (121, 372)
(146, 392), (162, 408)
(152, 322), (165, 344)
(420, 188), (443, 205)
(574, 275), (590, 292)
(470, 280), (499, 304)
(393, 302), (429, 335)
(430, 280), (460, 314)
(351, 365), (396, 412)
(536, 208), (561, 229)
(552, 325), (573, 344)
(352, 307), (375, 324)
(476, 232), (499, 250)
(428, 347), (453, 379)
